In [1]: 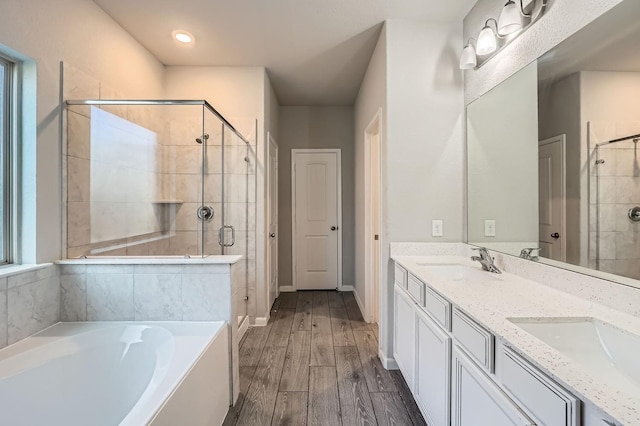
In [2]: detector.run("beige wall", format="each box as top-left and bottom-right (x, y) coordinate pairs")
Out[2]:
(278, 106), (355, 289)
(0, 0), (165, 263)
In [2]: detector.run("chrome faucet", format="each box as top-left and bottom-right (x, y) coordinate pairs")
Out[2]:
(471, 247), (501, 274)
(519, 247), (540, 261)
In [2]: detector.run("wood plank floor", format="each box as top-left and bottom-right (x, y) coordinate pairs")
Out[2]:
(224, 290), (427, 426)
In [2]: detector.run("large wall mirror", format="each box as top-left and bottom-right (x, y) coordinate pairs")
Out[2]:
(467, 0), (640, 288)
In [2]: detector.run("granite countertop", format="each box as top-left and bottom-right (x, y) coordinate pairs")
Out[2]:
(392, 254), (640, 426)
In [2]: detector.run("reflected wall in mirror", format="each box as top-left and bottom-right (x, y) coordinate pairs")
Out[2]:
(467, 0), (640, 287)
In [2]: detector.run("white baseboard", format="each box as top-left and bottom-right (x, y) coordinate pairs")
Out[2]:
(340, 284), (354, 291)
(353, 288), (367, 320)
(279, 286), (296, 292)
(238, 316), (249, 340)
(379, 349), (399, 370)
(253, 316), (269, 326)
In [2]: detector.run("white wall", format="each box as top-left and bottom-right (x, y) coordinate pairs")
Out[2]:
(0, 0), (165, 263)
(355, 20), (465, 362)
(467, 62), (539, 245)
(278, 106), (355, 289)
(463, 0), (625, 105)
(355, 23), (387, 344)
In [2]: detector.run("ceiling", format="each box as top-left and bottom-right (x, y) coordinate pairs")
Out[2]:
(538, 0), (640, 84)
(92, 0), (476, 105)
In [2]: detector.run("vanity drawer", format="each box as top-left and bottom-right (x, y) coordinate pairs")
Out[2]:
(425, 286), (451, 331)
(407, 273), (425, 305)
(496, 344), (580, 426)
(394, 263), (408, 289)
(452, 308), (494, 372)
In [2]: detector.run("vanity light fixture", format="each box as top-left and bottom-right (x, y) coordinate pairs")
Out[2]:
(476, 19), (501, 55)
(498, 1), (522, 35)
(460, 0), (547, 70)
(459, 39), (478, 70)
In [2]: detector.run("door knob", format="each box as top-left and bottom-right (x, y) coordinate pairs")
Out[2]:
(330, 226), (338, 231)
(551, 233), (560, 239)
(269, 233), (276, 238)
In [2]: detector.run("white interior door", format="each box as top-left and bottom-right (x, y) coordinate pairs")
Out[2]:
(292, 149), (341, 290)
(538, 135), (566, 262)
(268, 135), (279, 307)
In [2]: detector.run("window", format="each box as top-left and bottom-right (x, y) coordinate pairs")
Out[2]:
(0, 55), (14, 264)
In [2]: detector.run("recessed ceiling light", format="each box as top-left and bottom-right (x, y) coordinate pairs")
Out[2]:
(172, 30), (194, 44)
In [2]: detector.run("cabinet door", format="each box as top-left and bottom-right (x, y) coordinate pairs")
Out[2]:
(393, 287), (415, 389)
(415, 308), (451, 426)
(452, 346), (534, 426)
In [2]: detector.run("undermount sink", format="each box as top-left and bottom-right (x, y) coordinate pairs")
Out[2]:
(510, 317), (640, 394)
(416, 263), (502, 282)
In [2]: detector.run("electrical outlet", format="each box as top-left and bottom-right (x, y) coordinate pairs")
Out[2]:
(484, 220), (496, 237)
(432, 220), (444, 237)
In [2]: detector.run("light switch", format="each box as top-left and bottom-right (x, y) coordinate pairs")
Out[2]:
(432, 220), (444, 237)
(484, 220), (496, 237)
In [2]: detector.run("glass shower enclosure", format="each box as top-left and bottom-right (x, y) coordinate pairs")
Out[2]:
(590, 125), (640, 280)
(64, 99), (256, 325)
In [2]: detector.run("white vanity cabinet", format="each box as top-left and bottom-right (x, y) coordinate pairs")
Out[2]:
(394, 286), (415, 389)
(415, 306), (451, 426)
(392, 260), (584, 426)
(452, 345), (535, 426)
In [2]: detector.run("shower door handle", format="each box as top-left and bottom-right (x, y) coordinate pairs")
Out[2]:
(219, 226), (236, 247)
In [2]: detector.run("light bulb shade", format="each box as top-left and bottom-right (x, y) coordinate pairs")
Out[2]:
(459, 44), (477, 70)
(498, 1), (522, 35)
(476, 25), (497, 55)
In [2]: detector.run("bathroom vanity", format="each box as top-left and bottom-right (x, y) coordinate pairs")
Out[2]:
(391, 248), (639, 426)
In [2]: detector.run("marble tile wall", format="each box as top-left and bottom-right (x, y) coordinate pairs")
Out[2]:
(59, 263), (232, 322)
(64, 63), (171, 257)
(589, 121), (640, 280)
(0, 265), (61, 350)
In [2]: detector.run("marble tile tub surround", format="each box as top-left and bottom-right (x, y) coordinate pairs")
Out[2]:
(391, 242), (640, 317)
(0, 265), (60, 350)
(57, 258), (242, 322)
(391, 251), (640, 425)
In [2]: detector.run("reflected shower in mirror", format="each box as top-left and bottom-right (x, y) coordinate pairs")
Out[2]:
(467, 0), (640, 287)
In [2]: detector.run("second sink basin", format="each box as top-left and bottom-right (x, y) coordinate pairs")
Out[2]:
(417, 263), (502, 282)
(510, 317), (640, 394)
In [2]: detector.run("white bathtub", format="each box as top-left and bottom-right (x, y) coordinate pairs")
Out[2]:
(0, 321), (230, 426)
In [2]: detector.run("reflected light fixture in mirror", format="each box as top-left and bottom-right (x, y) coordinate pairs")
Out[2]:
(459, 0), (547, 70)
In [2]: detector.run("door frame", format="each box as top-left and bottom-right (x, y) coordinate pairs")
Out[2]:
(364, 109), (382, 323)
(267, 132), (279, 306)
(291, 148), (343, 291)
(539, 135), (567, 262)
